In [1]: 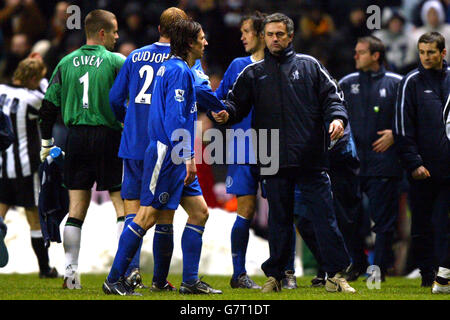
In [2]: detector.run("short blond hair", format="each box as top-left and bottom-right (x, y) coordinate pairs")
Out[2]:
(13, 58), (46, 85)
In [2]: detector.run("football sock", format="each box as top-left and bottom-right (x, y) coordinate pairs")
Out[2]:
(152, 224), (174, 286)
(231, 215), (250, 279)
(123, 214), (142, 277)
(107, 221), (146, 283)
(63, 217), (83, 277)
(30, 230), (50, 273)
(116, 216), (125, 243)
(181, 223), (204, 284)
(284, 224), (297, 273)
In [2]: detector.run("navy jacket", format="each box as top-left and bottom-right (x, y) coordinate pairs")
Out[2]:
(339, 66), (403, 177)
(38, 156), (69, 247)
(225, 44), (348, 172)
(394, 61), (450, 179)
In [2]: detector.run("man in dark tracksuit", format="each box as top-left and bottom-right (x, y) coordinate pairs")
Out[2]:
(339, 36), (403, 280)
(394, 32), (450, 288)
(212, 13), (355, 293)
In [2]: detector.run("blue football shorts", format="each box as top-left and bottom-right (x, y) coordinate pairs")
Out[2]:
(140, 140), (202, 210)
(121, 158), (144, 200)
(225, 164), (259, 196)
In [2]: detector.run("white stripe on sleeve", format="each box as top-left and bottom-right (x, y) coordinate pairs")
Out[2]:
(398, 71), (419, 136)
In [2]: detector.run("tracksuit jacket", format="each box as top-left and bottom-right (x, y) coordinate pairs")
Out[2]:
(339, 66), (403, 177)
(225, 44), (348, 172)
(394, 61), (450, 179)
(38, 156), (69, 247)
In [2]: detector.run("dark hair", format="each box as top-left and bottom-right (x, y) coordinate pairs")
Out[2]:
(418, 31), (446, 52)
(159, 7), (188, 38)
(262, 13), (294, 36)
(357, 35), (386, 64)
(241, 11), (267, 36)
(84, 9), (116, 39)
(170, 19), (202, 61)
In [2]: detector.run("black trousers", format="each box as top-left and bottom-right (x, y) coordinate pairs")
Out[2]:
(409, 178), (450, 273)
(295, 169), (366, 274)
(360, 177), (400, 272)
(261, 168), (350, 280)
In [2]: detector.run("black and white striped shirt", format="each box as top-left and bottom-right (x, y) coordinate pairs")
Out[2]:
(0, 80), (47, 179)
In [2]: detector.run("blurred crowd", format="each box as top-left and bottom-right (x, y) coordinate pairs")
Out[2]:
(2, 0), (450, 82)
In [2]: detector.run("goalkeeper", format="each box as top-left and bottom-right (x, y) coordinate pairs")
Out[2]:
(38, 9), (125, 290)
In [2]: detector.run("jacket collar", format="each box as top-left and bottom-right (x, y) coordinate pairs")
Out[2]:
(264, 43), (296, 64)
(359, 64), (386, 79)
(418, 59), (448, 79)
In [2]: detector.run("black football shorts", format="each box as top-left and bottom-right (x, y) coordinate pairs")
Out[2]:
(64, 125), (122, 192)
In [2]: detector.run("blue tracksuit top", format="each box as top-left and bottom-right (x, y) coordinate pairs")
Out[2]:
(339, 65), (403, 177)
(394, 61), (450, 179)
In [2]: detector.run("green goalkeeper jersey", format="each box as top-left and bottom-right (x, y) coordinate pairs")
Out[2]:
(44, 44), (125, 131)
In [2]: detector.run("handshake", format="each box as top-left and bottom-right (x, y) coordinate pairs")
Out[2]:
(210, 110), (229, 124)
(40, 138), (64, 162)
(211, 110), (345, 141)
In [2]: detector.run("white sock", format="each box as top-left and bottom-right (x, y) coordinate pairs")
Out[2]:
(30, 230), (43, 238)
(437, 267), (450, 279)
(117, 220), (124, 243)
(63, 225), (81, 277)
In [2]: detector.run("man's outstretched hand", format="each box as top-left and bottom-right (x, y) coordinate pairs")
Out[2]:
(211, 110), (229, 124)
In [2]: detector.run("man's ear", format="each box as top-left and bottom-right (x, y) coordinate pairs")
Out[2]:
(442, 48), (447, 59)
(98, 29), (105, 40)
(372, 51), (380, 61)
(286, 33), (294, 46)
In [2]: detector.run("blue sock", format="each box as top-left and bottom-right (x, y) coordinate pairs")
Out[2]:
(284, 224), (296, 272)
(152, 224), (174, 286)
(181, 223), (205, 284)
(231, 215), (250, 279)
(107, 221), (146, 283)
(124, 214), (142, 277)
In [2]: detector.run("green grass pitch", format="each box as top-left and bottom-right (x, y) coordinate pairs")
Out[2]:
(0, 273), (446, 300)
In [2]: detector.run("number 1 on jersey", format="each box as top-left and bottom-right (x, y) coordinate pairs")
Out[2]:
(79, 72), (89, 109)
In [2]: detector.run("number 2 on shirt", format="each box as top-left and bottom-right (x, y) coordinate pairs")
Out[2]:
(135, 65), (154, 105)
